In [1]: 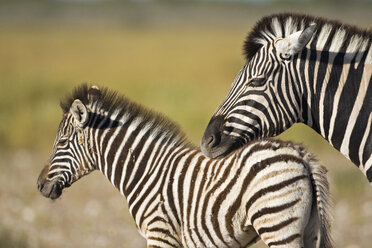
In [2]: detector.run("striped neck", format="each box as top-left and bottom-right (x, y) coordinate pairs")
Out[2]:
(87, 103), (192, 199)
(88, 108), (197, 236)
(294, 40), (371, 167)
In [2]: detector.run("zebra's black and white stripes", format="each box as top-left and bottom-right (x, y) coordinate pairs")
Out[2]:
(37, 84), (332, 248)
(201, 13), (372, 182)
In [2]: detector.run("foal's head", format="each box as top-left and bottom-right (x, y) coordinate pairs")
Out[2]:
(37, 85), (101, 199)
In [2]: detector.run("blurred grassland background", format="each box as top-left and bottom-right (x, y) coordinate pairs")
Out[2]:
(0, 0), (371, 247)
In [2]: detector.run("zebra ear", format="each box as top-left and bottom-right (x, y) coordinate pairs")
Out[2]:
(70, 99), (89, 127)
(88, 85), (101, 102)
(276, 23), (316, 57)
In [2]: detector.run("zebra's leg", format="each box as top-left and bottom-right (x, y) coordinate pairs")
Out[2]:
(246, 180), (313, 248)
(240, 226), (261, 248)
(257, 228), (305, 248)
(145, 204), (183, 248)
(147, 245), (179, 248)
(145, 225), (183, 248)
(145, 220), (181, 248)
(146, 236), (181, 248)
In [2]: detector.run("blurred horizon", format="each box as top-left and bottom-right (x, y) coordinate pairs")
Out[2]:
(1, 0), (372, 152)
(0, 1), (371, 247)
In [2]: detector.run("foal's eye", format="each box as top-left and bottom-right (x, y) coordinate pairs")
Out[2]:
(247, 77), (267, 87)
(57, 138), (68, 147)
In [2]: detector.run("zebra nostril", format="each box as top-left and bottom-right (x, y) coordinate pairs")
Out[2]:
(207, 135), (214, 145)
(207, 133), (221, 148)
(37, 165), (50, 192)
(37, 182), (42, 191)
(202, 115), (225, 150)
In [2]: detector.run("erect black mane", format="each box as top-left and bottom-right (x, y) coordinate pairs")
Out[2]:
(244, 12), (372, 60)
(60, 84), (130, 115)
(60, 83), (192, 148)
(60, 84), (89, 114)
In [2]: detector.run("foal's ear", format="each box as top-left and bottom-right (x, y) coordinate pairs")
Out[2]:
(88, 85), (101, 102)
(70, 99), (89, 127)
(275, 23), (316, 58)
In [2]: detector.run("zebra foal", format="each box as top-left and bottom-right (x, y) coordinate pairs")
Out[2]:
(37, 84), (332, 248)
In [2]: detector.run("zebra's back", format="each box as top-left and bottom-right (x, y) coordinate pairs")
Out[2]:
(157, 139), (332, 248)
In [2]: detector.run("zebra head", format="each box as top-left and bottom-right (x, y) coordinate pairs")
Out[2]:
(201, 23), (316, 158)
(37, 86), (101, 199)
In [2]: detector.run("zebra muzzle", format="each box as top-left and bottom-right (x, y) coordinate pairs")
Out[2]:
(201, 115), (243, 158)
(37, 166), (63, 200)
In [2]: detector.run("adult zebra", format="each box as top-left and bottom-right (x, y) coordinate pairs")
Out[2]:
(201, 13), (372, 182)
(37, 84), (332, 248)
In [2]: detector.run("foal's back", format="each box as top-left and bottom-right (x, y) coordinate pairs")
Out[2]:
(169, 139), (331, 248)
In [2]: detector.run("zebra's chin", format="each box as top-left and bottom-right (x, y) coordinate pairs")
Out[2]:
(201, 136), (243, 159)
(38, 179), (64, 200)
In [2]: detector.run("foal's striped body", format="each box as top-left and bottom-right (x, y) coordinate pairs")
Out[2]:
(38, 85), (332, 247)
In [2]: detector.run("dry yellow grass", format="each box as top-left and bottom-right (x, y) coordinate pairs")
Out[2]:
(0, 2), (371, 247)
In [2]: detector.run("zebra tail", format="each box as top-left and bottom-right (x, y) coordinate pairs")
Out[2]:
(306, 154), (334, 248)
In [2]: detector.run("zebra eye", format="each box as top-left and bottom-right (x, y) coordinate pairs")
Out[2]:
(247, 77), (267, 87)
(57, 138), (68, 147)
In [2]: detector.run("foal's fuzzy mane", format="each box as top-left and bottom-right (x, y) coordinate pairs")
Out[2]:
(60, 84), (192, 147)
(244, 12), (372, 60)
